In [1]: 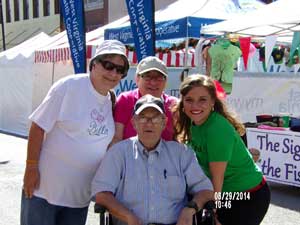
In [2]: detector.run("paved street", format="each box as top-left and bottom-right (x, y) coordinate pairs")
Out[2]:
(0, 132), (299, 225)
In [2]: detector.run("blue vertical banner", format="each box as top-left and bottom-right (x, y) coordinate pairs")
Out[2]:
(125, 0), (155, 62)
(60, 0), (86, 73)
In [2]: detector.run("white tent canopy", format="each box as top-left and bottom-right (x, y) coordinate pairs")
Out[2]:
(0, 33), (51, 136)
(201, 0), (300, 42)
(0, 32), (50, 60)
(105, 0), (265, 42)
(155, 0), (263, 20)
(35, 16), (130, 54)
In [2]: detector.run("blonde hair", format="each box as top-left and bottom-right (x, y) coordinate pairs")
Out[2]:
(173, 74), (245, 143)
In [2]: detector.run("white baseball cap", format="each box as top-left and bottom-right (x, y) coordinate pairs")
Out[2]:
(136, 56), (168, 77)
(91, 40), (129, 63)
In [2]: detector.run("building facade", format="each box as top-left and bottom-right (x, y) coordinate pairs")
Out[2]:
(0, 0), (108, 51)
(0, 0), (61, 50)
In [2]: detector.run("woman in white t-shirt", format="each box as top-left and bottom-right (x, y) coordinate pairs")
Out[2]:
(21, 40), (129, 225)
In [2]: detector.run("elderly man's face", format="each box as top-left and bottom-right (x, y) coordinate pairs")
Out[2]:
(136, 71), (167, 98)
(132, 107), (166, 150)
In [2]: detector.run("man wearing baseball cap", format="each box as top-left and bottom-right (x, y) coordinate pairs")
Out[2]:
(21, 40), (129, 225)
(112, 56), (178, 145)
(92, 94), (214, 225)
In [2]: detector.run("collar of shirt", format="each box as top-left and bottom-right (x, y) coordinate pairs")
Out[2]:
(135, 137), (163, 158)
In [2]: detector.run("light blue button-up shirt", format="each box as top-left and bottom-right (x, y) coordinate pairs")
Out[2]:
(91, 136), (213, 225)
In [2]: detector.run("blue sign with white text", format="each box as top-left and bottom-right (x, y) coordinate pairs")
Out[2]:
(61, 0), (86, 74)
(125, 0), (155, 62)
(105, 17), (221, 44)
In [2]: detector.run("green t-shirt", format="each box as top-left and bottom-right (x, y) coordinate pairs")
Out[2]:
(188, 112), (262, 192)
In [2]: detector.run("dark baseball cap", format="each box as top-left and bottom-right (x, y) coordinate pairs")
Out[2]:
(133, 94), (165, 115)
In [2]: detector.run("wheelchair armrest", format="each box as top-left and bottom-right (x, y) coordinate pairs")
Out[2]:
(94, 203), (107, 214)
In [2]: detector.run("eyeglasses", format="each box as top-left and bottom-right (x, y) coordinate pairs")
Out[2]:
(141, 74), (166, 82)
(136, 115), (164, 124)
(97, 59), (127, 76)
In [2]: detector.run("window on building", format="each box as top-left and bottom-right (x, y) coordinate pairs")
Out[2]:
(54, 0), (59, 14)
(14, 0), (20, 21)
(43, 0), (50, 16)
(5, 0), (11, 22)
(23, 0), (29, 20)
(32, 0), (39, 18)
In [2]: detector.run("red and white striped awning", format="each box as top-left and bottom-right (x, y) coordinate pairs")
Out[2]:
(34, 46), (196, 67)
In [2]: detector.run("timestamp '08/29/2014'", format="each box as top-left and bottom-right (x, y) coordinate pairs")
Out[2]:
(214, 192), (251, 209)
(214, 191), (251, 201)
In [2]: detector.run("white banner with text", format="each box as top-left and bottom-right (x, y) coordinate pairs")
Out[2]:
(247, 128), (300, 187)
(228, 73), (300, 122)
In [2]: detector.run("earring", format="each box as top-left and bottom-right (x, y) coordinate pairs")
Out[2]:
(212, 106), (215, 111)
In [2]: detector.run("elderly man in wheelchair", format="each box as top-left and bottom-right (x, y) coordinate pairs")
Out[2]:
(91, 95), (218, 225)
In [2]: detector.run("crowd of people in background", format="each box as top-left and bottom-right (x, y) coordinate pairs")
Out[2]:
(21, 40), (270, 225)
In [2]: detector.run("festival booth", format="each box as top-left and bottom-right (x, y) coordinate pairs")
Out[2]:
(199, 0), (300, 121)
(0, 33), (51, 136)
(0, 0), (264, 136)
(201, 0), (300, 187)
(0, 31), (77, 136)
(104, 0), (264, 67)
(101, 0), (265, 96)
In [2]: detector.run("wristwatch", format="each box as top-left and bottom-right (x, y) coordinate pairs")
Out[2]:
(185, 200), (199, 212)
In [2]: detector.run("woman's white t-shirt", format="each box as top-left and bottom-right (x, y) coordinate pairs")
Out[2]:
(29, 74), (115, 207)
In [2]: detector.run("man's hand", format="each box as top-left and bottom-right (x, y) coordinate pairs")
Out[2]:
(23, 165), (40, 198)
(249, 148), (260, 162)
(176, 207), (195, 225)
(126, 213), (143, 225)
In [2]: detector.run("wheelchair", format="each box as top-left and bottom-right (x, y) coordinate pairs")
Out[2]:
(94, 200), (216, 225)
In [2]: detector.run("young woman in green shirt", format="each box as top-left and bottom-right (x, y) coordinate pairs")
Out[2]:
(173, 74), (270, 225)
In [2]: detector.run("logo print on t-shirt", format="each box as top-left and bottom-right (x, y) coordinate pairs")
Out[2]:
(87, 109), (108, 136)
(91, 109), (105, 123)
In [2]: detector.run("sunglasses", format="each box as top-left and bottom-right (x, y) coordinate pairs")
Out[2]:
(97, 59), (127, 77)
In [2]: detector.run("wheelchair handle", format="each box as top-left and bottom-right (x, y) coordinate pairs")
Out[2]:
(203, 200), (216, 211)
(94, 203), (107, 214)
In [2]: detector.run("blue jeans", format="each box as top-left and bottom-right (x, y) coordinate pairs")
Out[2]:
(21, 191), (88, 225)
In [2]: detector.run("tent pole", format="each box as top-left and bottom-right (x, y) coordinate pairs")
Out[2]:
(51, 62), (55, 85)
(184, 17), (189, 68)
(184, 38), (189, 68)
(152, 0), (155, 55)
(0, 0), (6, 50)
